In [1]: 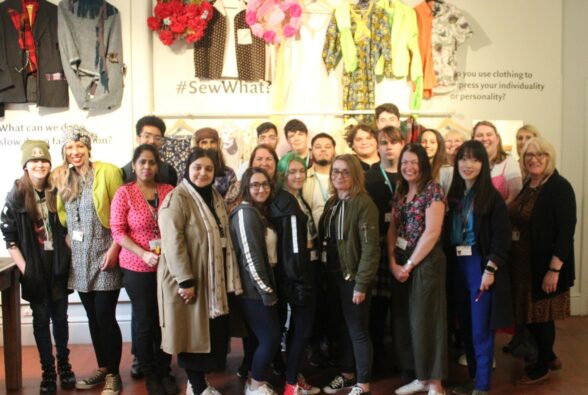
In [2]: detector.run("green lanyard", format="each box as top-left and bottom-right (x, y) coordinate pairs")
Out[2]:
(315, 174), (329, 203)
(379, 163), (394, 194)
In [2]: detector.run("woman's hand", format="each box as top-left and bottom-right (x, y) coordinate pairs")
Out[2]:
(542, 271), (559, 294)
(141, 250), (160, 267)
(479, 272), (495, 291)
(390, 262), (409, 283)
(352, 291), (366, 304)
(100, 243), (120, 271)
(178, 287), (196, 304)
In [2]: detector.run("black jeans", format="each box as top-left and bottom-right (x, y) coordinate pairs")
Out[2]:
(527, 320), (557, 374)
(286, 302), (315, 384)
(123, 269), (171, 377)
(30, 297), (70, 366)
(78, 290), (122, 374)
(326, 272), (373, 383)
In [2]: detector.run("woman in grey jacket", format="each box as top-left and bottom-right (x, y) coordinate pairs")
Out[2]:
(230, 167), (281, 395)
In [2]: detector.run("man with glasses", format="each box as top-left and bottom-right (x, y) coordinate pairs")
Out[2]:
(121, 115), (178, 185)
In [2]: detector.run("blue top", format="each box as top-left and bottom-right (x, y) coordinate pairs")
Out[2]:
(450, 189), (476, 246)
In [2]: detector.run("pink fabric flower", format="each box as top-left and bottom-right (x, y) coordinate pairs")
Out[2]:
(283, 24), (297, 38)
(250, 23), (265, 38)
(288, 3), (302, 18)
(263, 30), (277, 43)
(245, 10), (257, 26)
(267, 7), (285, 26)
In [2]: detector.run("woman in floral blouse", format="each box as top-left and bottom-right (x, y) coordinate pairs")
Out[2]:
(387, 143), (447, 395)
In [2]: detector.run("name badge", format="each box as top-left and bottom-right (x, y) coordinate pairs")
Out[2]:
(72, 230), (84, 242)
(456, 245), (472, 256)
(321, 251), (327, 263)
(396, 237), (408, 250)
(221, 237), (227, 248)
(44, 240), (54, 251)
(149, 239), (162, 255)
(384, 213), (391, 223)
(310, 250), (318, 261)
(512, 230), (520, 241)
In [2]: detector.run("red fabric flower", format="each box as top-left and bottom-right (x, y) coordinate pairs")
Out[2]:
(149, 0), (213, 45)
(159, 30), (174, 46)
(147, 16), (161, 31)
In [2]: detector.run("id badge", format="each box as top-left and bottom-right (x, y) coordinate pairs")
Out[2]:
(220, 237), (227, 248)
(321, 251), (327, 263)
(456, 245), (472, 256)
(43, 240), (54, 251)
(512, 229), (520, 241)
(310, 250), (318, 261)
(149, 239), (162, 255)
(384, 213), (391, 223)
(396, 237), (408, 250)
(72, 230), (84, 242)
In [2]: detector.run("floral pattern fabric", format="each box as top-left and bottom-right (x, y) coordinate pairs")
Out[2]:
(323, 3), (391, 123)
(431, 1), (472, 92)
(392, 181), (444, 249)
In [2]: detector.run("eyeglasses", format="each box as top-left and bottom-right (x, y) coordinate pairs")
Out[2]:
(332, 169), (351, 178)
(524, 152), (548, 160)
(249, 182), (271, 191)
(140, 132), (163, 142)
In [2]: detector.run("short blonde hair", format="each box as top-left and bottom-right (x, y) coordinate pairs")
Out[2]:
(521, 137), (556, 177)
(443, 129), (468, 142)
(517, 124), (540, 138)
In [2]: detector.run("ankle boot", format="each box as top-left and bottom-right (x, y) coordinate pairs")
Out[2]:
(57, 358), (76, 389)
(40, 364), (57, 395)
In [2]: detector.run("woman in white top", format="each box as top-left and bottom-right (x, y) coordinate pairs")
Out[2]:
(472, 121), (522, 205)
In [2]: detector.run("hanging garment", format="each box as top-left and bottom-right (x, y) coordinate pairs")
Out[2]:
(57, 0), (125, 110)
(323, 0), (391, 123)
(0, 0), (69, 108)
(431, 1), (472, 94)
(413, 1), (435, 99)
(400, 115), (425, 144)
(161, 136), (192, 180)
(194, 1), (266, 81)
(376, 0), (423, 109)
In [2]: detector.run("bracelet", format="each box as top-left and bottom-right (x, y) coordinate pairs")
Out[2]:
(484, 265), (497, 274)
(548, 267), (561, 273)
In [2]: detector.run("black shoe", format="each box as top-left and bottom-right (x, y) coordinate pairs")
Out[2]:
(146, 377), (166, 395)
(131, 356), (145, 379)
(57, 358), (76, 389)
(160, 374), (179, 395)
(40, 364), (57, 395)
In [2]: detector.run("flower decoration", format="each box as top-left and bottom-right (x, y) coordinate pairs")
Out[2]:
(147, 0), (214, 46)
(245, 0), (303, 44)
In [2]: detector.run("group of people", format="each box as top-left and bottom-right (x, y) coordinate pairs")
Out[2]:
(1, 104), (576, 395)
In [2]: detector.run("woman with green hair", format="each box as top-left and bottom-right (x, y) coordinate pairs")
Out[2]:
(268, 152), (320, 395)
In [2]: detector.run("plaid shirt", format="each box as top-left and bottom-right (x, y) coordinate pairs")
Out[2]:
(6, 0), (39, 73)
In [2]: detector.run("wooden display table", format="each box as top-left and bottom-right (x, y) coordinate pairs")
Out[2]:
(0, 258), (22, 391)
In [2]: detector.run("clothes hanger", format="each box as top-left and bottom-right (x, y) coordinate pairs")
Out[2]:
(166, 119), (195, 137)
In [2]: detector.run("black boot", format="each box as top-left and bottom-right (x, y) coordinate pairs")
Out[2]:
(57, 358), (76, 389)
(40, 364), (57, 395)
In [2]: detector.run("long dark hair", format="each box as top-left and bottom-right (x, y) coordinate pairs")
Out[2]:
(17, 169), (56, 222)
(395, 144), (432, 197)
(239, 167), (273, 228)
(418, 128), (446, 181)
(447, 140), (498, 216)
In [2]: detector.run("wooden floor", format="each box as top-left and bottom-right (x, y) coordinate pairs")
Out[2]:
(2, 316), (587, 395)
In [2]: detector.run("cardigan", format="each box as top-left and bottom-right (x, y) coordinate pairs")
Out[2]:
(57, 161), (123, 229)
(0, 0), (69, 107)
(526, 171), (576, 301)
(444, 189), (513, 329)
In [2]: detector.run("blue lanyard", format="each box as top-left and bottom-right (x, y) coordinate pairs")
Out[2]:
(379, 163), (394, 194)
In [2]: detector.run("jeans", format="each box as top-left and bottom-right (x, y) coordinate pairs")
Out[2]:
(30, 297), (70, 366)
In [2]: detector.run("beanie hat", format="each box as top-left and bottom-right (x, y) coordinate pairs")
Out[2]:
(193, 127), (219, 146)
(21, 140), (51, 168)
(61, 125), (95, 152)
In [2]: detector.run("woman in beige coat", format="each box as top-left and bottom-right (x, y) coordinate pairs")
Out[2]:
(158, 148), (242, 395)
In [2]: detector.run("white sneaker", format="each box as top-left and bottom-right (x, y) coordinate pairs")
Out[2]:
(457, 354), (496, 369)
(245, 383), (277, 395)
(201, 386), (222, 395)
(395, 379), (429, 395)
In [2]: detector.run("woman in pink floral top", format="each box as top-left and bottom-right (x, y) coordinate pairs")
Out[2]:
(387, 143), (447, 395)
(110, 144), (174, 394)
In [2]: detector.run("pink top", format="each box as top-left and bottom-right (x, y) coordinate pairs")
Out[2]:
(110, 182), (174, 272)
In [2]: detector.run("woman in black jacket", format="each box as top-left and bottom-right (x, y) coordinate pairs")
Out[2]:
(230, 167), (281, 395)
(509, 137), (576, 385)
(269, 152), (319, 395)
(0, 141), (74, 395)
(445, 141), (513, 395)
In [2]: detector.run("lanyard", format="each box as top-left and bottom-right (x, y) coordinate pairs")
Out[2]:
(315, 174), (329, 203)
(460, 198), (474, 241)
(305, 152), (310, 169)
(379, 163), (394, 194)
(142, 188), (160, 238)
